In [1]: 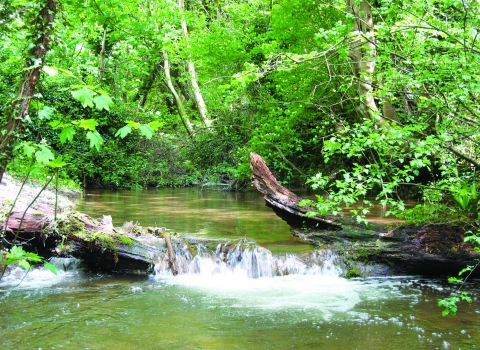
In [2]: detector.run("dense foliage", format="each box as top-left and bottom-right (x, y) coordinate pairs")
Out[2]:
(1, 0), (479, 221)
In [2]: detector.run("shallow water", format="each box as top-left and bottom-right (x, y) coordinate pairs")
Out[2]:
(1, 188), (479, 349)
(1, 270), (479, 349)
(77, 188), (312, 254)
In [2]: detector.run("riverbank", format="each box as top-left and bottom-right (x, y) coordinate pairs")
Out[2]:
(0, 173), (79, 216)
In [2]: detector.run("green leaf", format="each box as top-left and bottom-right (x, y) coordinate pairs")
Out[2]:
(48, 156), (67, 168)
(458, 265), (473, 276)
(148, 120), (163, 131)
(77, 119), (99, 131)
(43, 262), (60, 275)
(19, 142), (36, 158)
(71, 88), (95, 108)
(126, 120), (141, 129)
(48, 120), (68, 129)
(139, 124), (155, 139)
(24, 251), (43, 263)
(18, 260), (31, 271)
(93, 94), (114, 111)
(38, 106), (54, 120)
(35, 146), (55, 165)
(7, 245), (26, 261)
(86, 130), (104, 151)
(447, 277), (463, 283)
(115, 125), (132, 139)
(59, 127), (76, 143)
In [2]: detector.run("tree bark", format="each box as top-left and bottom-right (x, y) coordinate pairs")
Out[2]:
(250, 152), (341, 230)
(347, 0), (385, 126)
(177, 0), (212, 128)
(4, 210), (161, 274)
(164, 234), (178, 275)
(0, 0), (58, 183)
(163, 51), (194, 137)
(98, 27), (107, 82)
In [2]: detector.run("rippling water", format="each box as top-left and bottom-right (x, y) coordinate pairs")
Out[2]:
(1, 188), (479, 349)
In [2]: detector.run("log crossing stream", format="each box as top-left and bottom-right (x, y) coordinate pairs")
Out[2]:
(1, 188), (479, 349)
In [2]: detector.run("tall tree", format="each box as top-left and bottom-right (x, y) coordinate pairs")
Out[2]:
(0, 0), (58, 183)
(177, 0), (211, 128)
(347, 0), (384, 125)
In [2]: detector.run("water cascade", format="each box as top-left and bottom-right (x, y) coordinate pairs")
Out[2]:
(153, 239), (343, 278)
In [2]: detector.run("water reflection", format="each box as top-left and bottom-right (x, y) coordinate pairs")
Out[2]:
(1, 189), (479, 349)
(76, 188), (312, 254)
(76, 188), (411, 254)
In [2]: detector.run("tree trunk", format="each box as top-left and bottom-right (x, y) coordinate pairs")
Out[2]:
(134, 60), (163, 108)
(98, 27), (107, 82)
(347, 0), (386, 126)
(250, 152), (341, 230)
(0, 0), (58, 183)
(163, 51), (194, 137)
(177, 0), (212, 128)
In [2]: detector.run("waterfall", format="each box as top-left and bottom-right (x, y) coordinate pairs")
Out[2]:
(153, 239), (342, 278)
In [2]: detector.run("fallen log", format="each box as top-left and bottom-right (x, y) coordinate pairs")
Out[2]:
(4, 210), (163, 274)
(250, 152), (341, 230)
(250, 152), (480, 276)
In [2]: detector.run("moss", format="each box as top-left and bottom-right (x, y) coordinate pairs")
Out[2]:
(48, 212), (141, 263)
(57, 215), (87, 235)
(117, 234), (133, 246)
(345, 269), (361, 278)
(91, 233), (117, 251)
(352, 246), (385, 263)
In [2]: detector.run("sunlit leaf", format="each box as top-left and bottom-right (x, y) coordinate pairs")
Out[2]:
(18, 260), (31, 271)
(59, 127), (76, 143)
(77, 119), (99, 131)
(43, 262), (60, 275)
(48, 120), (68, 129)
(86, 130), (104, 151)
(38, 106), (54, 120)
(35, 145), (55, 165)
(139, 124), (155, 139)
(24, 251), (43, 263)
(126, 120), (141, 129)
(48, 156), (67, 168)
(115, 125), (132, 139)
(148, 120), (163, 131)
(42, 65), (58, 76)
(19, 142), (36, 158)
(71, 88), (95, 108)
(7, 245), (25, 260)
(93, 94), (114, 111)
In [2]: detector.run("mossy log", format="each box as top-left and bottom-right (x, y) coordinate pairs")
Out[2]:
(250, 152), (480, 276)
(4, 210), (161, 274)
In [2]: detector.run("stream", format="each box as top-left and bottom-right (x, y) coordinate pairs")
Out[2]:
(1, 188), (479, 349)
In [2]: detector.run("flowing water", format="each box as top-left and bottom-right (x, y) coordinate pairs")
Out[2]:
(1, 188), (479, 349)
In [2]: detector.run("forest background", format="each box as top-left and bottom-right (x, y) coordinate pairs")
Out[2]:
(1, 0), (480, 222)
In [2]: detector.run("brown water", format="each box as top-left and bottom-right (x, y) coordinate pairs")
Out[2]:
(76, 188), (314, 254)
(1, 188), (479, 349)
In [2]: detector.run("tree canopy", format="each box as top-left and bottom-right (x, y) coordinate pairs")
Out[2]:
(1, 0), (479, 220)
